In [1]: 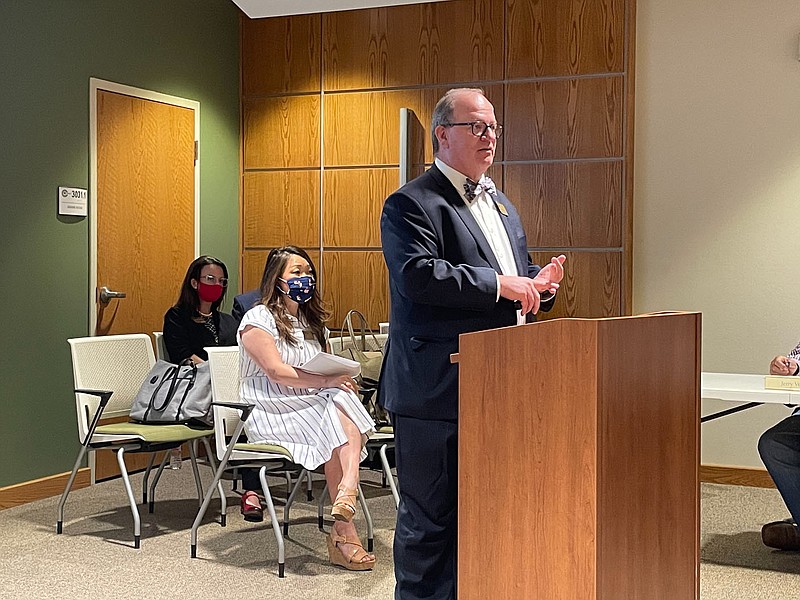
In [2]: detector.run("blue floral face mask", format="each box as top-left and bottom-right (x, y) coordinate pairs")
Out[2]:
(278, 276), (315, 304)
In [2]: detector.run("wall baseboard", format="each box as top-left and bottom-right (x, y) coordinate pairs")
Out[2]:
(0, 469), (90, 510)
(0, 463), (774, 510)
(700, 464), (775, 488)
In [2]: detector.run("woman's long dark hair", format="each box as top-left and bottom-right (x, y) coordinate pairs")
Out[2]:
(175, 255), (229, 315)
(259, 246), (328, 347)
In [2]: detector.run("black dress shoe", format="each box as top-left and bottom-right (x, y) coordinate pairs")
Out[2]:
(240, 491), (264, 523)
(761, 520), (800, 550)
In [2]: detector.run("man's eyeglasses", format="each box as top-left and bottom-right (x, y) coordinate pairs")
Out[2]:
(199, 274), (228, 287)
(443, 120), (503, 138)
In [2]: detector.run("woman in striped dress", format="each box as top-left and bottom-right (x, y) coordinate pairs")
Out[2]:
(238, 246), (376, 571)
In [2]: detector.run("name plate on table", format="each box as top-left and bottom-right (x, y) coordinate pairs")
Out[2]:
(765, 376), (800, 390)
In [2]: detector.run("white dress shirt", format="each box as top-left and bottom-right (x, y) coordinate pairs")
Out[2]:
(435, 158), (525, 325)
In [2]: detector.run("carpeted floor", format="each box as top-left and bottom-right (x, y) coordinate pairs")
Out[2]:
(2, 466), (800, 599)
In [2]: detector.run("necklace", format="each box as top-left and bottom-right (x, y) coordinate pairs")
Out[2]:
(197, 310), (213, 318)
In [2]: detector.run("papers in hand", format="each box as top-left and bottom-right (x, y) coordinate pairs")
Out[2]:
(298, 352), (361, 377)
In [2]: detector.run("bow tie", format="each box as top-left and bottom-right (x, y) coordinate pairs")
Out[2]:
(463, 177), (496, 201)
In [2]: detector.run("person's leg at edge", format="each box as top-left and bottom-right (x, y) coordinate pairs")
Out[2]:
(239, 467), (263, 522)
(392, 413), (458, 600)
(758, 414), (800, 548)
(759, 415), (800, 522)
(324, 405), (375, 564)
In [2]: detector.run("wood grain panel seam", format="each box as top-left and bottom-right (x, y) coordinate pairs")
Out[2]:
(243, 166), (322, 173)
(501, 157), (624, 165)
(242, 90), (322, 100)
(304, 73), (628, 96)
(316, 247), (384, 251)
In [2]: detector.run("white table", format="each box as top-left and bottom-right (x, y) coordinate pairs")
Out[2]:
(701, 372), (800, 423)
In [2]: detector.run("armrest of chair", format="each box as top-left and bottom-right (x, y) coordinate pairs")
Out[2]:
(74, 388), (114, 448)
(210, 402), (255, 467)
(211, 401), (254, 422)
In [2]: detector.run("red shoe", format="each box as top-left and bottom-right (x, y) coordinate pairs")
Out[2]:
(240, 491), (264, 522)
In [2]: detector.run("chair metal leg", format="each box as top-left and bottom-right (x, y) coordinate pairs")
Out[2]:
(192, 417), (247, 558)
(148, 453), (169, 513)
(259, 466), (286, 578)
(187, 440), (204, 506)
(116, 447), (141, 549)
(306, 470), (313, 501)
(142, 453), (157, 504)
(56, 444), (90, 534)
(379, 443), (399, 509)
(283, 468), (307, 536)
(317, 481), (329, 529)
(357, 481), (374, 552)
(200, 437), (226, 524)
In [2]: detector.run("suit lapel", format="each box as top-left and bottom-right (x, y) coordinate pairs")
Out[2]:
(428, 166), (503, 273)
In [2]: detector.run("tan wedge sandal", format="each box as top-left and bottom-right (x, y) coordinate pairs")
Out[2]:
(331, 485), (357, 522)
(326, 531), (376, 571)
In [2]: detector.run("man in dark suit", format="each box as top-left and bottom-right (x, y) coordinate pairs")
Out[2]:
(232, 288), (261, 323)
(379, 88), (566, 600)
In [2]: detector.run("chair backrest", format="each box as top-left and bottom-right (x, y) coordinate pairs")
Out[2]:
(328, 333), (388, 354)
(152, 331), (170, 362)
(67, 334), (156, 443)
(206, 346), (244, 460)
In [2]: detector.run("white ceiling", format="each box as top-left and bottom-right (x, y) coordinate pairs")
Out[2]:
(232, 0), (447, 18)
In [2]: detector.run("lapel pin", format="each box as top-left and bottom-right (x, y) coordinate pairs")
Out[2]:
(496, 202), (508, 217)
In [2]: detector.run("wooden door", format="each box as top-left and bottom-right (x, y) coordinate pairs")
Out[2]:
(95, 89), (196, 336)
(91, 84), (198, 480)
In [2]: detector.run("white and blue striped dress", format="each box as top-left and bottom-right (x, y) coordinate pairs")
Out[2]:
(237, 305), (375, 470)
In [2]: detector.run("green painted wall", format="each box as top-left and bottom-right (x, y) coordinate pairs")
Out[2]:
(0, 0), (241, 487)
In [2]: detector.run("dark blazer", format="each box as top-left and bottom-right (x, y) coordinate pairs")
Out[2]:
(378, 164), (552, 421)
(162, 306), (237, 363)
(232, 289), (261, 324)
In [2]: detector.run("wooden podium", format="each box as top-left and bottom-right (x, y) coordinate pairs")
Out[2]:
(456, 313), (700, 600)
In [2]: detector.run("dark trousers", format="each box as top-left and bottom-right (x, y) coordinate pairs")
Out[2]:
(240, 467), (260, 492)
(392, 413), (459, 600)
(758, 414), (800, 522)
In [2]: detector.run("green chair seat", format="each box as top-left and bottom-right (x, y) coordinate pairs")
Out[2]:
(96, 422), (213, 443)
(233, 442), (293, 460)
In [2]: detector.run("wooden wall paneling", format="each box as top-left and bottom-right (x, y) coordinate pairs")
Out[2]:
(242, 250), (270, 291)
(242, 249), (321, 293)
(322, 251), (389, 328)
(325, 85), (504, 167)
(243, 171), (320, 248)
(241, 14), (321, 96)
(622, 0), (636, 312)
(324, 89), (422, 167)
(243, 95), (320, 169)
(323, 168), (398, 247)
(505, 161), (622, 247)
(322, 0), (504, 91)
(504, 76), (623, 160)
(506, 0), (625, 78)
(530, 251), (621, 318)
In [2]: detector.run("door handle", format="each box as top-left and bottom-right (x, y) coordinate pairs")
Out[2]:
(99, 286), (127, 305)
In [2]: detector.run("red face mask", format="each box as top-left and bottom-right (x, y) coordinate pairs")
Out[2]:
(197, 282), (224, 303)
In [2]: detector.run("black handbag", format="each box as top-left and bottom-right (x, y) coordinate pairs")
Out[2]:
(130, 359), (213, 426)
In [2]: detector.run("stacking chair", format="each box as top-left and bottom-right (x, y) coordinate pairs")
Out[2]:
(58, 334), (220, 548)
(152, 331), (169, 362)
(190, 346), (310, 578)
